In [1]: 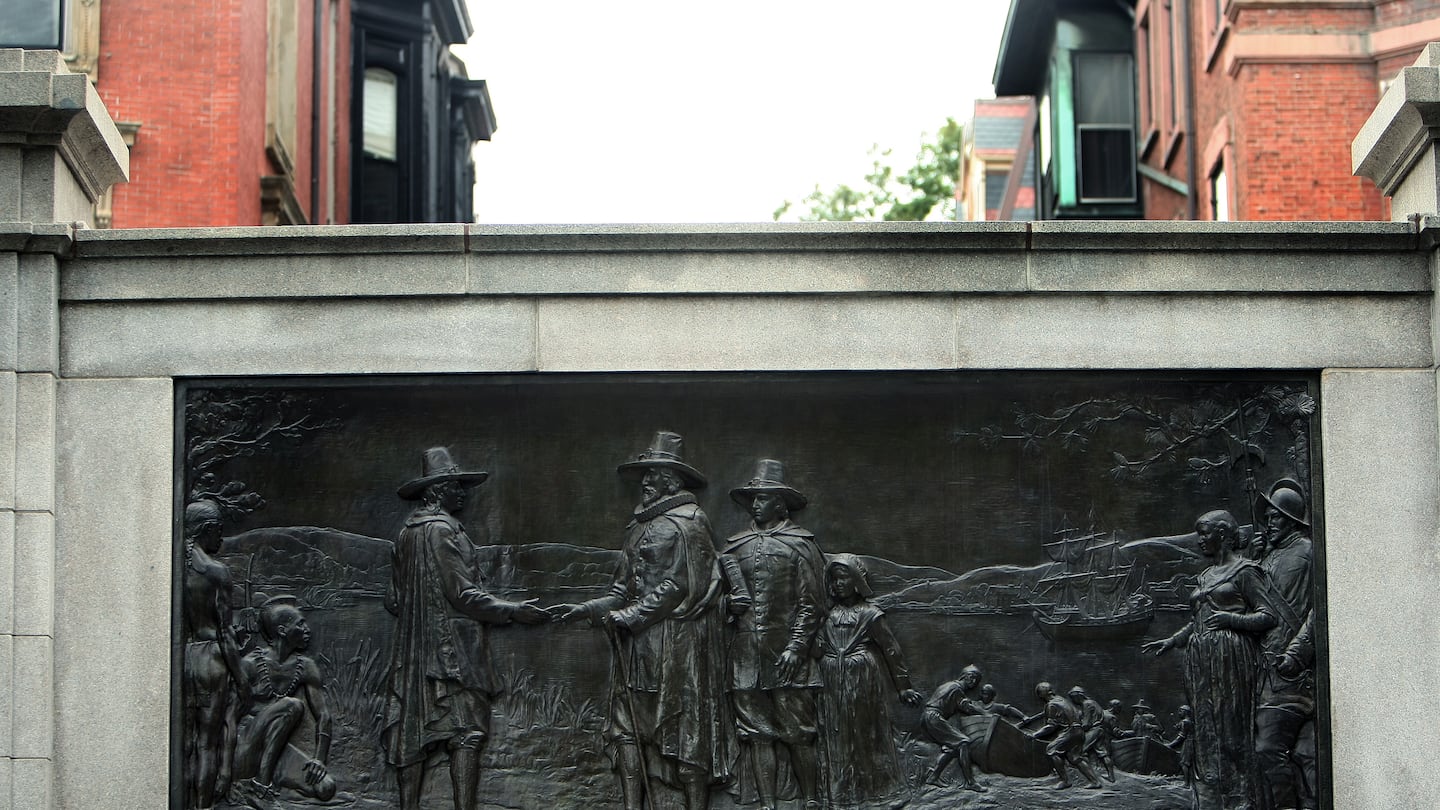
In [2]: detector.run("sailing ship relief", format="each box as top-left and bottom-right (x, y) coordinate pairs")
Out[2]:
(1030, 527), (1156, 642)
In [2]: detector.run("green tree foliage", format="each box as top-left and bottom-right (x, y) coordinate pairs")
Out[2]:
(773, 118), (964, 222)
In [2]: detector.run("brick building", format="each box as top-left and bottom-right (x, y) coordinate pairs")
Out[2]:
(991, 0), (1440, 220)
(1139, 0), (1440, 220)
(0, 0), (494, 227)
(957, 97), (1038, 221)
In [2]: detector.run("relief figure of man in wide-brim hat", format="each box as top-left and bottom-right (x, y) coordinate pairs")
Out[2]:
(719, 458), (826, 810)
(551, 430), (730, 810)
(380, 447), (548, 810)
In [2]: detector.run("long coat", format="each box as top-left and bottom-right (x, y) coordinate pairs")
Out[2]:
(583, 495), (731, 783)
(721, 521), (826, 690)
(381, 507), (520, 768)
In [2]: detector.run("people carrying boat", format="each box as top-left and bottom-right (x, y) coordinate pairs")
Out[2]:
(1029, 682), (1102, 790)
(919, 664), (988, 791)
(977, 683), (1027, 725)
(1104, 700), (1135, 740)
(1069, 686), (1117, 783)
(812, 553), (923, 809)
(1129, 700), (1162, 738)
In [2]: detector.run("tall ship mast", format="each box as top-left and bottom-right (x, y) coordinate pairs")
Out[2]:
(1031, 526), (1155, 642)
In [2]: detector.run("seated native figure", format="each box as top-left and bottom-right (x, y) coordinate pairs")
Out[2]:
(230, 596), (336, 806)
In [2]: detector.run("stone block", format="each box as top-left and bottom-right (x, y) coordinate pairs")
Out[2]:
(953, 293), (1431, 369)
(0, 49), (127, 227)
(0, 632), (11, 756)
(60, 298), (536, 377)
(61, 250), (467, 302)
(1027, 222), (1427, 293)
(71, 223), (465, 258)
(470, 221), (1029, 254)
(0, 372), (13, 510)
(0, 252), (15, 369)
(52, 379), (173, 810)
(11, 512), (52, 638)
(14, 373), (55, 512)
(1029, 219), (1417, 251)
(468, 223), (1028, 295)
(470, 249), (1026, 295)
(10, 756), (51, 810)
(17, 253), (57, 372)
(0, 223), (70, 255)
(0, 147), (20, 223)
(1030, 250), (1428, 293)
(19, 50), (65, 73)
(1353, 44), (1440, 218)
(10, 634), (52, 759)
(535, 296), (955, 371)
(1321, 369), (1440, 808)
(0, 511), (12, 635)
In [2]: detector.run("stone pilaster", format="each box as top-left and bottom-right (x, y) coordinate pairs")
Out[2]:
(1, 49), (126, 810)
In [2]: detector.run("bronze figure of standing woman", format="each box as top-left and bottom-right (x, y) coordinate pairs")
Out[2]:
(1143, 510), (1278, 810)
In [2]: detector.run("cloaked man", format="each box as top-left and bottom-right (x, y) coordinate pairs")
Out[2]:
(720, 458), (826, 810)
(552, 431), (730, 810)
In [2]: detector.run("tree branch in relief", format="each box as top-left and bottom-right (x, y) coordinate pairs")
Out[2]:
(954, 385), (1315, 486)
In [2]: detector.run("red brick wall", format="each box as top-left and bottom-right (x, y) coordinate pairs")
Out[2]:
(1230, 7), (1373, 30)
(1231, 61), (1384, 220)
(1375, 0), (1440, 26)
(237, 0), (266, 225)
(99, 0), (251, 226)
(1138, 0), (1396, 221)
(98, 0), (352, 227)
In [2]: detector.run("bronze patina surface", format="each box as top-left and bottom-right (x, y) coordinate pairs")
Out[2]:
(174, 372), (1324, 810)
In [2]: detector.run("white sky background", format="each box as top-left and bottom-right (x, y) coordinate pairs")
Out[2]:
(455, 2), (1012, 224)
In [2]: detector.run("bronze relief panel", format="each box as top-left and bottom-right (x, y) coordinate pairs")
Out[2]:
(174, 372), (1323, 810)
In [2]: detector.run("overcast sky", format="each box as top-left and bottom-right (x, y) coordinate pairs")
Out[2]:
(455, 2), (1012, 224)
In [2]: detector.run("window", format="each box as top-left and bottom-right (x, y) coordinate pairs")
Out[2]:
(0, 0), (64, 49)
(1074, 52), (1137, 203)
(363, 68), (399, 161)
(985, 168), (1010, 218)
(1211, 162), (1230, 221)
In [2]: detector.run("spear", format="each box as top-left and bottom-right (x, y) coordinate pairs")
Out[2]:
(1235, 398), (1262, 547)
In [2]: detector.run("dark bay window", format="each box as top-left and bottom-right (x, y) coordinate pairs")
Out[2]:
(1073, 51), (1137, 203)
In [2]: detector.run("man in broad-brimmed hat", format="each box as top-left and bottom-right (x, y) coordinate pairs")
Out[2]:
(1130, 699), (1161, 737)
(551, 431), (729, 810)
(381, 447), (548, 810)
(1253, 478), (1317, 810)
(720, 459), (826, 810)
